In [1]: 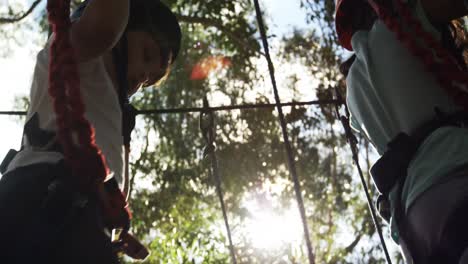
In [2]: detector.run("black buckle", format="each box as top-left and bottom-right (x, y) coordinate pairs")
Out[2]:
(0, 149), (18, 174)
(376, 194), (391, 223)
(370, 133), (418, 195)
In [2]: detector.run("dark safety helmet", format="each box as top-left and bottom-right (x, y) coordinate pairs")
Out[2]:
(335, 0), (355, 51)
(71, 0), (182, 63)
(335, 0), (380, 51)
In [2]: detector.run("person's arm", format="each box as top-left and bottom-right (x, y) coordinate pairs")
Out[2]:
(70, 0), (129, 62)
(420, 0), (468, 25)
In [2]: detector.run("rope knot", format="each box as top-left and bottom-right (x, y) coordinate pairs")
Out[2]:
(200, 97), (216, 147)
(203, 143), (216, 158)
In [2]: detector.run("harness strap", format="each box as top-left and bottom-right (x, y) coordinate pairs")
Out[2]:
(110, 32), (149, 260)
(112, 33), (137, 149)
(371, 110), (468, 197)
(371, 110), (468, 263)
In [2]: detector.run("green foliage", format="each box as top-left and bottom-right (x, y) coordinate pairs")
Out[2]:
(1, 0), (399, 263)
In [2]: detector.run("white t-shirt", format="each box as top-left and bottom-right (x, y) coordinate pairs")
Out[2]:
(346, 1), (460, 154)
(6, 36), (125, 186)
(346, 1), (468, 243)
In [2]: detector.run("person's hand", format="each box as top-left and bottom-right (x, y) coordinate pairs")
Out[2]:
(112, 231), (150, 260)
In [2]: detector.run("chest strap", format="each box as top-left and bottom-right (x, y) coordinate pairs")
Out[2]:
(371, 110), (468, 197)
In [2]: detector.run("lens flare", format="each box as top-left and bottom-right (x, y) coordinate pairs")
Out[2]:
(190, 56), (231, 80)
(245, 207), (303, 249)
(242, 192), (304, 250)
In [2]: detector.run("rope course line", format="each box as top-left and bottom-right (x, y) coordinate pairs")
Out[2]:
(0, 111), (28, 116)
(252, 0), (315, 263)
(0, 99), (343, 116)
(1, 2), (397, 263)
(200, 98), (238, 264)
(333, 87), (392, 264)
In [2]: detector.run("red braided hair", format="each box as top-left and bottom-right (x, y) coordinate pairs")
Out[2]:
(47, 0), (129, 228)
(367, 0), (468, 109)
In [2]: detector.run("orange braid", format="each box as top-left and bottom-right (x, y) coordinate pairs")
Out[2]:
(368, 0), (468, 109)
(47, 0), (130, 229)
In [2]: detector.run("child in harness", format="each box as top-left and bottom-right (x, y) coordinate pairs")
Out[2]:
(0, 0), (181, 263)
(336, 0), (467, 263)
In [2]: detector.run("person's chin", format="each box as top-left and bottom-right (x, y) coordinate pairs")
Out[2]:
(127, 83), (138, 96)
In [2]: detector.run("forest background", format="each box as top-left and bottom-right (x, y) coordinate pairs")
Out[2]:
(0, 0), (403, 263)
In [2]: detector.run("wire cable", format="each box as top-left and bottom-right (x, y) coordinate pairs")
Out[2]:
(333, 87), (392, 264)
(200, 98), (238, 264)
(0, 99), (342, 116)
(253, 0), (315, 263)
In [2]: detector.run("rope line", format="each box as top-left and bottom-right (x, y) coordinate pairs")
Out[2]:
(333, 87), (393, 264)
(0, 111), (27, 116)
(252, 1), (315, 263)
(200, 98), (238, 264)
(0, 99), (342, 116)
(139, 99), (341, 114)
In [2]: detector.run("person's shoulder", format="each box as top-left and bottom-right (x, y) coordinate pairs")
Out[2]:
(35, 34), (104, 73)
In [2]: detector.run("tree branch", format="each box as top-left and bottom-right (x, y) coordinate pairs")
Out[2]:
(0, 0), (43, 24)
(176, 14), (265, 57)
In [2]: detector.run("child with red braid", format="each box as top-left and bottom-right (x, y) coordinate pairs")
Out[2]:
(336, 0), (467, 263)
(0, 0), (181, 263)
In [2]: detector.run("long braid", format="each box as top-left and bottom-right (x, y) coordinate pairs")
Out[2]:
(47, 0), (129, 228)
(367, 0), (468, 109)
(394, 0), (468, 84)
(47, 0), (107, 189)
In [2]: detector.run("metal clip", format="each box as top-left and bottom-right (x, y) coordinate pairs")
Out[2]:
(199, 97), (216, 158)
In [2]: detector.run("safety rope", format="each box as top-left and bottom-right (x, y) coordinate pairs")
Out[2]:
(0, 99), (342, 116)
(333, 87), (393, 264)
(200, 98), (238, 264)
(252, 0), (315, 263)
(0, 111), (27, 116)
(47, 0), (129, 231)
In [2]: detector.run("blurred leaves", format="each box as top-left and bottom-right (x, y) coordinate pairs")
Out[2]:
(1, 0), (396, 263)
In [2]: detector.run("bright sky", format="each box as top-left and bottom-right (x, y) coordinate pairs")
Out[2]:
(0, 45), (36, 169)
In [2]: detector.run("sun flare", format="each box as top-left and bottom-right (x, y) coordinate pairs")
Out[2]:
(243, 194), (304, 250)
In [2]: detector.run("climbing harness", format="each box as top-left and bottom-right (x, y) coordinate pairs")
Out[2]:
(371, 110), (468, 199)
(371, 109), (468, 263)
(111, 32), (138, 149)
(200, 98), (238, 264)
(336, 0), (468, 262)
